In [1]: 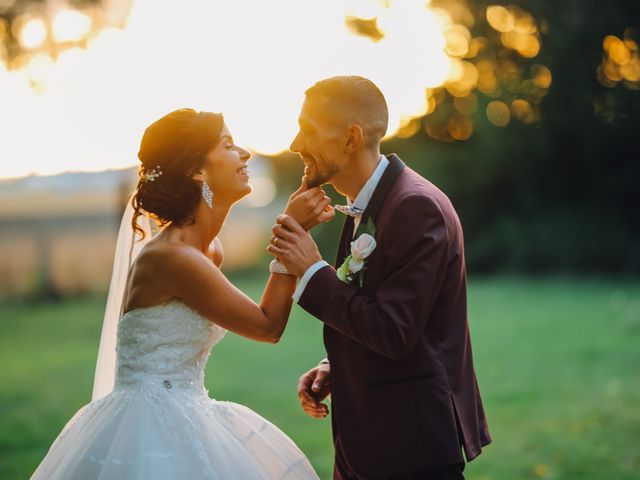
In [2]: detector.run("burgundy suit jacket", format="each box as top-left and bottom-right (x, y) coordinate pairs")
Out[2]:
(299, 154), (491, 477)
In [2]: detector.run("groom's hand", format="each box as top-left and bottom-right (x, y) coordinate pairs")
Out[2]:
(267, 215), (322, 277)
(298, 363), (331, 419)
(284, 177), (335, 231)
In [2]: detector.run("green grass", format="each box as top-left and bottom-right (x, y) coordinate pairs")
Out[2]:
(1, 277), (639, 479)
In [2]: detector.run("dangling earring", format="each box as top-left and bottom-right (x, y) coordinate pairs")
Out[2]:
(202, 181), (214, 208)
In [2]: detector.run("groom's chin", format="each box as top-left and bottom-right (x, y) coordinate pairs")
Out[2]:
(306, 176), (325, 189)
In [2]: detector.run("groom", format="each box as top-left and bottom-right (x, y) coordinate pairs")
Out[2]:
(270, 76), (491, 479)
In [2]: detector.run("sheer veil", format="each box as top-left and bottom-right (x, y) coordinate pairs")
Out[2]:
(91, 194), (152, 401)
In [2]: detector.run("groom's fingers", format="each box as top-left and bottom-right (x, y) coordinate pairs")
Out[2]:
(290, 176), (309, 198)
(298, 373), (320, 407)
(311, 369), (330, 392)
(316, 206), (336, 224)
(276, 214), (306, 234)
(272, 225), (296, 242)
(297, 187), (324, 204)
(311, 197), (332, 216)
(304, 404), (329, 419)
(298, 373), (330, 418)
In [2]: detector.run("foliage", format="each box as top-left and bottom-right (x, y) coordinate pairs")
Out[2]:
(271, 1), (640, 275)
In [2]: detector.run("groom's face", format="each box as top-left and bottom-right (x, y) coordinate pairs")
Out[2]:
(290, 97), (347, 188)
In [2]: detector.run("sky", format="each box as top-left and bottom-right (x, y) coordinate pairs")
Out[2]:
(0, 0), (453, 179)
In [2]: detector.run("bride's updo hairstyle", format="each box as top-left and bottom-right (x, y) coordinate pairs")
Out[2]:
(132, 108), (224, 238)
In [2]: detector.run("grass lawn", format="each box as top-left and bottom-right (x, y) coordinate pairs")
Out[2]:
(1, 276), (639, 479)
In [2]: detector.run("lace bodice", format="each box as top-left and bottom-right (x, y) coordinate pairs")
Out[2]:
(114, 300), (226, 392)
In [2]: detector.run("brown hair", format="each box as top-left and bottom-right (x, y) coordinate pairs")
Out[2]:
(305, 76), (389, 147)
(131, 108), (224, 238)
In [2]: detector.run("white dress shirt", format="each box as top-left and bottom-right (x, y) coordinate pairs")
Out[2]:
(292, 155), (389, 302)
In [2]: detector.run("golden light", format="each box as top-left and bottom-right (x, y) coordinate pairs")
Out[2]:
(0, 0), (460, 178)
(511, 99), (536, 123)
(24, 53), (55, 89)
(486, 100), (510, 126)
(620, 59), (640, 82)
(514, 12), (537, 35)
(445, 25), (471, 57)
(501, 31), (540, 58)
(395, 117), (422, 139)
(0, 0), (552, 178)
(531, 64), (552, 89)
(446, 60), (478, 97)
(16, 16), (47, 50)
(425, 92), (437, 115)
(0, 17), (8, 42)
(598, 32), (640, 88)
(476, 59), (498, 94)
(447, 115), (473, 140)
(486, 6), (515, 33)
(466, 37), (489, 58)
(52, 9), (92, 43)
(453, 93), (478, 115)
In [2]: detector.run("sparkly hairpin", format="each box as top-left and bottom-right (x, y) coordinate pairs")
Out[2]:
(142, 165), (163, 182)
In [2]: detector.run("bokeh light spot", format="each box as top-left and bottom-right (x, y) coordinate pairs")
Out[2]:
(486, 100), (510, 126)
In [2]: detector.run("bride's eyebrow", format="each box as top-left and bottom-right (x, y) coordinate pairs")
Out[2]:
(220, 134), (234, 143)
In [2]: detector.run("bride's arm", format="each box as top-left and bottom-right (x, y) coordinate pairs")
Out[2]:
(160, 244), (298, 344)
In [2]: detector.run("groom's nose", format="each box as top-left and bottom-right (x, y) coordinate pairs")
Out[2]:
(290, 132), (302, 154)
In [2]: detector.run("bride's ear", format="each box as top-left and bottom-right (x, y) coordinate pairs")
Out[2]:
(191, 170), (206, 182)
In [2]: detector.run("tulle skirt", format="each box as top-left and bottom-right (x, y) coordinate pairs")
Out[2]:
(31, 383), (319, 479)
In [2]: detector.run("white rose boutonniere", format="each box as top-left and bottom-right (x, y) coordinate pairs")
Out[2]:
(337, 233), (377, 286)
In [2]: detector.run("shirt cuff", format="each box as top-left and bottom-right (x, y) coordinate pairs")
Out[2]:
(292, 260), (330, 303)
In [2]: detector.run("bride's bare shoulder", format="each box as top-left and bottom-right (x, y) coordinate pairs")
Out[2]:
(137, 240), (210, 271)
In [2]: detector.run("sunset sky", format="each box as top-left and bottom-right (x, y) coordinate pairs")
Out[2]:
(0, 0), (454, 179)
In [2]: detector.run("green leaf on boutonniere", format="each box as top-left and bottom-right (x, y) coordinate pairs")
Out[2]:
(337, 254), (352, 282)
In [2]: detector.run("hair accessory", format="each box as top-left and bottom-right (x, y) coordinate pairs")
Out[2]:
(202, 181), (214, 208)
(142, 165), (163, 183)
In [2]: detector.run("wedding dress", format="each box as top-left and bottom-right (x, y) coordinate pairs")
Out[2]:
(30, 299), (319, 479)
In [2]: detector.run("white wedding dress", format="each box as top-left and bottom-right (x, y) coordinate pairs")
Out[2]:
(31, 299), (319, 479)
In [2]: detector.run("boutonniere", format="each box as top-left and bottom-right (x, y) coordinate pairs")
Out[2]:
(337, 217), (377, 287)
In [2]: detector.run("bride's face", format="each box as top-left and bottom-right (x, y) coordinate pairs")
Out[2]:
(201, 124), (252, 204)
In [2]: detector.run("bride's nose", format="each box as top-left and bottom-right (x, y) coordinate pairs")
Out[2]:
(238, 146), (251, 162)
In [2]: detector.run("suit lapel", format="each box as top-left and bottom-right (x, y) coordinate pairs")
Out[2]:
(333, 154), (405, 268)
(335, 215), (355, 268)
(360, 153), (405, 226)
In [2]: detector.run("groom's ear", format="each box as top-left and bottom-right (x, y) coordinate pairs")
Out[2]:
(344, 124), (363, 153)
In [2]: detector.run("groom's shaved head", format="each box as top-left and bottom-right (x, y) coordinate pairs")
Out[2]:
(304, 76), (388, 148)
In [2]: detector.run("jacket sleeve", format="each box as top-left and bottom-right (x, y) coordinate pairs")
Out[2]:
(298, 194), (450, 360)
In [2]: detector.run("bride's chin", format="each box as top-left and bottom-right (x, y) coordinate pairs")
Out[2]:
(234, 184), (253, 202)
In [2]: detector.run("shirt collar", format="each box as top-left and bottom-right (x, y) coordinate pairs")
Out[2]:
(348, 155), (390, 213)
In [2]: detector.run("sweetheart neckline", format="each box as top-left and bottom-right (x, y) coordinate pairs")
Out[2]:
(122, 299), (204, 321)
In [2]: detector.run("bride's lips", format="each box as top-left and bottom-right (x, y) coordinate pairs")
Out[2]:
(237, 166), (249, 177)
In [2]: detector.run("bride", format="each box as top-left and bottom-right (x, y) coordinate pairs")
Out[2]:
(31, 108), (333, 479)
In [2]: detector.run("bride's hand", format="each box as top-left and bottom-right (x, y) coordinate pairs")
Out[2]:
(284, 177), (335, 230)
(267, 215), (322, 277)
(298, 363), (331, 419)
